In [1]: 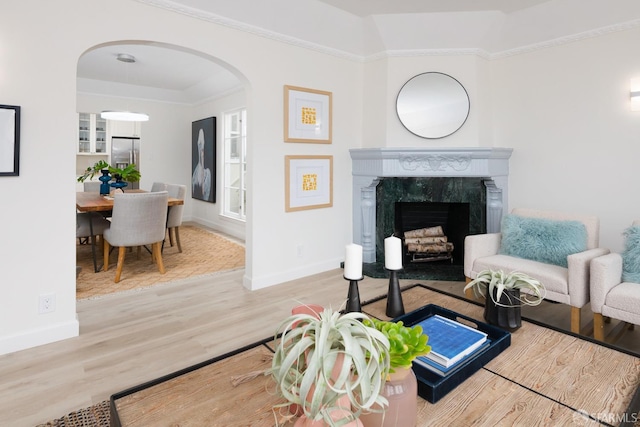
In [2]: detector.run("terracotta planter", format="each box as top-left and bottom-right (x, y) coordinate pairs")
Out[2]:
(294, 394), (363, 427)
(360, 368), (417, 427)
(293, 352), (362, 425)
(484, 288), (522, 331)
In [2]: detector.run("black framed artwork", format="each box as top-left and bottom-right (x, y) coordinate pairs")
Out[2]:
(191, 116), (216, 202)
(0, 104), (20, 176)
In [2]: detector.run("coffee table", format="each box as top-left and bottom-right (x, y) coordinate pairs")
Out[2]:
(111, 284), (640, 426)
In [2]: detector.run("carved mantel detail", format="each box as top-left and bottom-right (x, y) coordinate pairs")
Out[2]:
(399, 154), (472, 172)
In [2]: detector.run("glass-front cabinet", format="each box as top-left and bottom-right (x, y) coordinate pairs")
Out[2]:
(77, 113), (108, 154)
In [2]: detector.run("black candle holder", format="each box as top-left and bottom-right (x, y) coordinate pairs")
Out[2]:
(344, 276), (363, 313)
(385, 269), (405, 318)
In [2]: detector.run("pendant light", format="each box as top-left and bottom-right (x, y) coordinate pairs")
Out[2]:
(101, 53), (149, 122)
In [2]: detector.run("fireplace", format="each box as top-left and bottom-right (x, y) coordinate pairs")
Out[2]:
(395, 201), (470, 265)
(350, 147), (512, 280)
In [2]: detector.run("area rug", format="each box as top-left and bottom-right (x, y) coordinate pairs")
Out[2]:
(76, 225), (245, 300)
(35, 401), (110, 427)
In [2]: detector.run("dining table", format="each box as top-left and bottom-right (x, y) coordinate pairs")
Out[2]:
(76, 190), (185, 273)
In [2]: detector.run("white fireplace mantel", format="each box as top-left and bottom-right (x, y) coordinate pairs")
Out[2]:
(350, 147), (513, 263)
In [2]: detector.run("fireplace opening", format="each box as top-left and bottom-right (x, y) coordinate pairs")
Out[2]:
(394, 202), (470, 267)
(362, 176), (488, 281)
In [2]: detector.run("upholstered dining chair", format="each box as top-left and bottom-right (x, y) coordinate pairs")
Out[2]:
(165, 184), (186, 253)
(151, 181), (167, 192)
(590, 219), (640, 341)
(83, 181), (101, 192)
(77, 212), (111, 273)
(102, 191), (169, 283)
(464, 208), (609, 334)
(76, 212), (110, 245)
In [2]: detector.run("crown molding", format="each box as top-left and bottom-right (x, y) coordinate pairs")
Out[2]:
(136, 0), (363, 62)
(490, 18), (640, 60)
(137, 0), (640, 63)
(368, 48), (490, 62)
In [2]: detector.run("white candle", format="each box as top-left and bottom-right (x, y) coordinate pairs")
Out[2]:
(384, 236), (403, 270)
(344, 243), (363, 280)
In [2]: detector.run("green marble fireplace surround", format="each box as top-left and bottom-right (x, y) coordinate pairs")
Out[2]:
(350, 147), (513, 280)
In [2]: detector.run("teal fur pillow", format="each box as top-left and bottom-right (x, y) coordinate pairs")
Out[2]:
(622, 225), (640, 283)
(499, 214), (588, 268)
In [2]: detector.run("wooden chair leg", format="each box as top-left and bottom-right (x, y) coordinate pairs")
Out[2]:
(570, 306), (581, 334)
(594, 313), (605, 341)
(153, 242), (166, 274)
(114, 246), (126, 283)
(464, 277), (474, 299)
(174, 227), (182, 253)
(168, 227), (175, 247)
(103, 240), (110, 271)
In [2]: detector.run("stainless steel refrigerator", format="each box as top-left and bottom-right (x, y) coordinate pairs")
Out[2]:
(111, 136), (140, 189)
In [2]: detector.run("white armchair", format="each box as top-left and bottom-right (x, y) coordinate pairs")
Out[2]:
(464, 208), (609, 334)
(590, 220), (640, 341)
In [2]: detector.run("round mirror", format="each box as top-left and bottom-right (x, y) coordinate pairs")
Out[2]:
(396, 72), (470, 139)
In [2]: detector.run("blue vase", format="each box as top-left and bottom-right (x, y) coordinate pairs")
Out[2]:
(99, 169), (111, 195)
(110, 174), (128, 192)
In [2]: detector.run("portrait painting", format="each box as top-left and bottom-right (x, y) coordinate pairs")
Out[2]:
(191, 117), (216, 202)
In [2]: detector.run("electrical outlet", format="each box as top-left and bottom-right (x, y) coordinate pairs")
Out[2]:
(297, 244), (304, 258)
(38, 293), (56, 314)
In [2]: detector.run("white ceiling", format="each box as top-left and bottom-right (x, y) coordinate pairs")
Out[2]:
(76, 0), (639, 104)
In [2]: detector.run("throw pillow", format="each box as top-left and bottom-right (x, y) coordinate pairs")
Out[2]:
(622, 225), (640, 283)
(499, 214), (588, 268)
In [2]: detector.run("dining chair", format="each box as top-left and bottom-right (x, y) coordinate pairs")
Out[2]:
(83, 181), (101, 192)
(77, 212), (111, 273)
(166, 184), (186, 252)
(151, 182), (167, 192)
(103, 191), (169, 283)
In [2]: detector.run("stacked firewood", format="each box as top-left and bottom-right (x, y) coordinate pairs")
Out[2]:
(403, 226), (454, 262)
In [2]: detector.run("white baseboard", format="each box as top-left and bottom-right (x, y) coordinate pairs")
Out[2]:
(243, 258), (341, 290)
(0, 318), (79, 356)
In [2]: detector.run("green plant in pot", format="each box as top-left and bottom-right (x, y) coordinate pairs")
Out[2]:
(360, 319), (430, 427)
(77, 160), (141, 192)
(269, 307), (391, 427)
(464, 269), (546, 331)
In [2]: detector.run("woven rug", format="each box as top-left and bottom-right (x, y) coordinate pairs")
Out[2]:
(76, 225), (245, 300)
(35, 400), (110, 427)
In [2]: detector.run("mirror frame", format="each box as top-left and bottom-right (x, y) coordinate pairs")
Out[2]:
(396, 72), (470, 139)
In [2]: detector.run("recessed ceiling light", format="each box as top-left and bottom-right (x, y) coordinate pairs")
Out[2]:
(116, 53), (136, 63)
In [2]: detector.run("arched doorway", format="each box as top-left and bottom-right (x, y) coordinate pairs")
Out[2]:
(75, 41), (248, 299)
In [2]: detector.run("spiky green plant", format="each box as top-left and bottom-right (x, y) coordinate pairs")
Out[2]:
(464, 269), (546, 307)
(269, 308), (391, 426)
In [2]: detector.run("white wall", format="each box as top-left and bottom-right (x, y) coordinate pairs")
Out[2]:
(491, 26), (640, 252)
(0, 0), (362, 354)
(2, 0), (639, 355)
(190, 89), (247, 241)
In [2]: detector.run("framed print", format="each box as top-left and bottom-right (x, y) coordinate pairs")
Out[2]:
(285, 155), (333, 212)
(191, 116), (216, 203)
(284, 85), (332, 143)
(0, 105), (20, 176)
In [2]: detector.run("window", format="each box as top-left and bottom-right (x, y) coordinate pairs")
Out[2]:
(222, 108), (246, 221)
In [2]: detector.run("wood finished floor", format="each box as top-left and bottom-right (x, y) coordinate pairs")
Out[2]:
(1, 266), (638, 426)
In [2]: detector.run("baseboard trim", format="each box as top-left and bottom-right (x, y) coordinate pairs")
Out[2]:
(0, 318), (79, 356)
(243, 259), (341, 290)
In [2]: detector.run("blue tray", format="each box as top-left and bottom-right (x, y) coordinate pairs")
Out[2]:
(394, 304), (511, 403)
